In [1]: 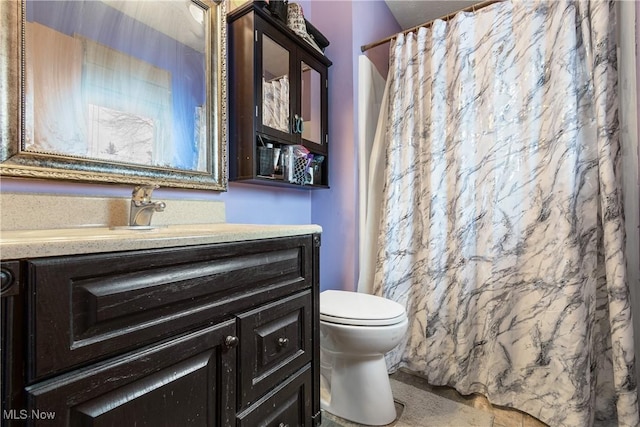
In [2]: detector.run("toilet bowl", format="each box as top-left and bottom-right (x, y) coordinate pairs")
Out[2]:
(320, 290), (408, 426)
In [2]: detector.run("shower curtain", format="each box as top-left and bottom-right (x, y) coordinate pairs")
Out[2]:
(357, 55), (388, 295)
(370, 1), (639, 426)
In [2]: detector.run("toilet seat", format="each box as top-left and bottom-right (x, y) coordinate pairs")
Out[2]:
(320, 290), (407, 326)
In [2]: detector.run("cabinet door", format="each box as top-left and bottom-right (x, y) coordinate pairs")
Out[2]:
(297, 52), (328, 156)
(237, 291), (312, 409)
(24, 321), (237, 427)
(236, 367), (312, 427)
(1, 261), (27, 425)
(256, 17), (296, 143)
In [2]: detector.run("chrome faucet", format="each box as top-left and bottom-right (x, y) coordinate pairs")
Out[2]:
(129, 185), (166, 227)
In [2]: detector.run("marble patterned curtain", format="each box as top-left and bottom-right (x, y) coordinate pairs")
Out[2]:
(372, 1), (639, 425)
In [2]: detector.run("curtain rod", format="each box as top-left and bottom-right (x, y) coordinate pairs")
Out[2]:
(361, 0), (503, 53)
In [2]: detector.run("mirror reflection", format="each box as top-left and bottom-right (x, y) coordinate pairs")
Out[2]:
(25, 0), (208, 171)
(300, 61), (321, 144)
(0, 0), (227, 190)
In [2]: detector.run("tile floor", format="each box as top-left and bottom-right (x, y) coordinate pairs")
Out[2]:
(389, 369), (549, 427)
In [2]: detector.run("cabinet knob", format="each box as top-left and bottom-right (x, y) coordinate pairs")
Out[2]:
(0, 263), (20, 297)
(224, 335), (239, 348)
(0, 268), (14, 292)
(278, 423), (289, 427)
(277, 337), (289, 348)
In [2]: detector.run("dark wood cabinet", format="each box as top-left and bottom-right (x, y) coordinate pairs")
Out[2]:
(238, 291), (312, 410)
(1, 234), (322, 426)
(27, 321), (237, 427)
(228, 2), (332, 189)
(236, 367), (312, 427)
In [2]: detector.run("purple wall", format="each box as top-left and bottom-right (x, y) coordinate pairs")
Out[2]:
(0, 177), (312, 224)
(218, 182), (312, 224)
(305, 1), (399, 292)
(305, 2), (355, 293)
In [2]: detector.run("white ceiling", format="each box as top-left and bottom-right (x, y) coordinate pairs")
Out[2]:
(103, 0), (206, 52)
(384, 0), (481, 30)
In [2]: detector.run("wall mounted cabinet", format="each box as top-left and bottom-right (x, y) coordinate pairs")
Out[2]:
(228, 1), (332, 189)
(1, 235), (321, 426)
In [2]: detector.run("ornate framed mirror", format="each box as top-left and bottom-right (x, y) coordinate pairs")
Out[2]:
(0, 0), (227, 190)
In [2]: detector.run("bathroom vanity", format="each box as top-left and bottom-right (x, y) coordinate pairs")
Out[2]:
(0, 225), (322, 426)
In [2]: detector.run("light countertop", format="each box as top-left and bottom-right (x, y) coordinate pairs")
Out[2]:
(0, 223), (322, 260)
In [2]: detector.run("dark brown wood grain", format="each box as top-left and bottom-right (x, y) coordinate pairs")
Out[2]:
(237, 291), (311, 410)
(1, 233), (321, 426)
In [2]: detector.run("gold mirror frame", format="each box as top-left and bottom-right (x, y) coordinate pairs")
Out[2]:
(0, 0), (228, 191)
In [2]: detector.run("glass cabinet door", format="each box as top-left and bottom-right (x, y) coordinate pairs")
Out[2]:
(299, 62), (321, 143)
(261, 34), (293, 140)
(298, 57), (327, 154)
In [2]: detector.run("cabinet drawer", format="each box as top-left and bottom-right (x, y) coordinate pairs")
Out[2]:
(238, 290), (312, 409)
(24, 320), (237, 427)
(27, 236), (313, 380)
(237, 366), (312, 427)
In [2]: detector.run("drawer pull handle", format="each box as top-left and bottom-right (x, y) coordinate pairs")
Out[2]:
(278, 337), (289, 348)
(225, 336), (239, 348)
(278, 423), (289, 427)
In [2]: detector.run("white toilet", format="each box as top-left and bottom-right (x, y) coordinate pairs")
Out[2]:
(320, 290), (408, 425)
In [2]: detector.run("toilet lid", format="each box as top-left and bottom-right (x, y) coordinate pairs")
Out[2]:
(320, 290), (407, 326)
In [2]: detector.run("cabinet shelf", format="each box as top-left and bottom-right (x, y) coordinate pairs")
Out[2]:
(228, 2), (331, 189)
(243, 176), (330, 190)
